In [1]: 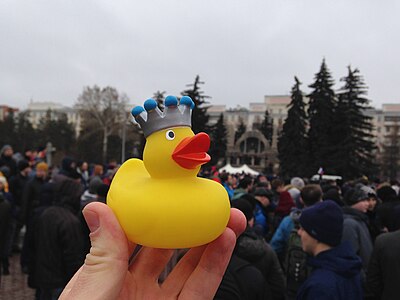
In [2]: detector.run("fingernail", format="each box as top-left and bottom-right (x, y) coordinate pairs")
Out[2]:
(84, 209), (100, 233)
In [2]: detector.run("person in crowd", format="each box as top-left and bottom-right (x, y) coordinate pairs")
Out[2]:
(33, 179), (85, 300)
(76, 161), (89, 190)
(59, 202), (246, 300)
(215, 254), (269, 300)
(364, 186), (384, 242)
(253, 187), (275, 239)
(296, 200), (363, 300)
(220, 172), (235, 201)
(52, 157), (78, 184)
(342, 186), (374, 279)
(270, 184), (322, 257)
(323, 185), (344, 207)
(375, 185), (400, 232)
(0, 145), (17, 179)
(8, 159), (32, 253)
(232, 198), (286, 300)
(286, 177), (305, 208)
(0, 176), (12, 278)
(365, 228), (400, 300)
(232, 176), (253, 200)
(271, 179), (295, 230)
(26, 178), (55, 297)
(20, 162), (49, 273)
(80, 177), (103, 209)
(89, 164), (104, 187)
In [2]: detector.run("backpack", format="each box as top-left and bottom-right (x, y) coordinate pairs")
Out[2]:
(284, 211), (310, 299)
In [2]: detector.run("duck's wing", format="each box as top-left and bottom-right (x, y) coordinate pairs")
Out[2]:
(112, 158), (149, 187)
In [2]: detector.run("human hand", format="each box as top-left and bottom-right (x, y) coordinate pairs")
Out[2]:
(60, 202), (246, 300)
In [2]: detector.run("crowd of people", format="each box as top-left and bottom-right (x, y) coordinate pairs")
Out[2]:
(1, 143), (400, 299)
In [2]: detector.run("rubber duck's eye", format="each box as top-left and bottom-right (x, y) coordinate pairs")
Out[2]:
(166, 130), (175, 141)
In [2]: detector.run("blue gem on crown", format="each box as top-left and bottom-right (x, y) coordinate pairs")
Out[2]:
(131, 95), (195, 138)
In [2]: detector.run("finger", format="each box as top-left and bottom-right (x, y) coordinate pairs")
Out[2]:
(179, 227), (237, 300)
(60, 202), (132, 300)
(161, 246), (206, 296)
(129, 247), (175, 281)
(227, 208), (246, 237)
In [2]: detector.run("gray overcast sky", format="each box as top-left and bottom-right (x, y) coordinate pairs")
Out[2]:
(1, 0), (399, 110)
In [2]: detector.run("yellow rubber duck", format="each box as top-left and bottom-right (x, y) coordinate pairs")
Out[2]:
(107, 96), (230, 249)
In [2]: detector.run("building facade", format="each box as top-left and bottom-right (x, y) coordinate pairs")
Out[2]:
(25, 101), (82, 136)
(209, 96), (400, 178)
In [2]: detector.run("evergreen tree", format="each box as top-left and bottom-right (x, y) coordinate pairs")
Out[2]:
(209, 113), (227, 165)
(181, 75), (210, 134)
(333, 67), (377, 179)
(259, 109), (273, 146)
(37, 110), (76, 152)
(234, 117), (246, 144)
(0, 113), (16, 147)
(278, 77), (308, 178)
(14, 111), (38, 152)
(306, 59), (337, 176)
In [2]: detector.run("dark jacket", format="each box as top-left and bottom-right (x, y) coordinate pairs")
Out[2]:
(8, 173), (29, 208)
(0, 192), (11, 257)
(33, 180), (84, 289)
(21, 176), (46, 223)
(365, 230), (400, 300)
(235, 227), (286, 300)
(296, 242), (363, 300)
(215, 254), (269, 300)
(342, 207), (373, 273)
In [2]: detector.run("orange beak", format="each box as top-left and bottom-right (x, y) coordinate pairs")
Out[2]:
(172, 132), (211, 169)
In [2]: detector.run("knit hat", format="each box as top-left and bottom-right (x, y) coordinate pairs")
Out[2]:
(290, 177), (305, 189)
(17, 160), (30, 172)
(254, 187), (274, 198)
(36, 162), (48, 172)
(344, 186), (371, 206)
(299, 200), (343, 246)
(0, 144), (12, 155)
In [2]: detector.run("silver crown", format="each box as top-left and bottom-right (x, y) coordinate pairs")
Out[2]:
(131, 95), (195, 138)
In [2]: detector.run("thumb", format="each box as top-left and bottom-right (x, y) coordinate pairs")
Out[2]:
(60, 202), (131, 300)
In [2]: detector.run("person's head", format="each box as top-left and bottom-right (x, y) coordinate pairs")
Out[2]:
(35, 162), (48, 179)
(344, 186), (371, 213)
(377, 185), (397, 203)
(300, 184), (322, 207)
(253, 188), (273, 208)
(93, 164), (104, 177)
(271, 179), (284, 192)
(232, 198), (255, 227)
(1, 145), (13, 157)
(238, 176), (253, 192)
(0, 176), (7, 191)
(89, 178), (103, 195)
(357, 185), (378, 212)
(298, 200), (343, 256)
(77, 161), (88, 172)
(18, 160), (31, 176)
(290, 177), (305, 190)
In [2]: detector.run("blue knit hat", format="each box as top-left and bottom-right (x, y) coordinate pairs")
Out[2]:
(299, 200), (343, 246)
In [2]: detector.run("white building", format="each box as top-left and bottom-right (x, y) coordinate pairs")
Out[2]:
(25, 101), (82, 136)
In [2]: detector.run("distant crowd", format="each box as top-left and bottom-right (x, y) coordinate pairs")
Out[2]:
(1, 143), (400, 299)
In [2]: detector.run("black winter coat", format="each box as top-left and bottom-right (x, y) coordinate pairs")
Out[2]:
(33, 204), (85, 289)
(365, 230), (400, 300)
(235, 227), (286, 300)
